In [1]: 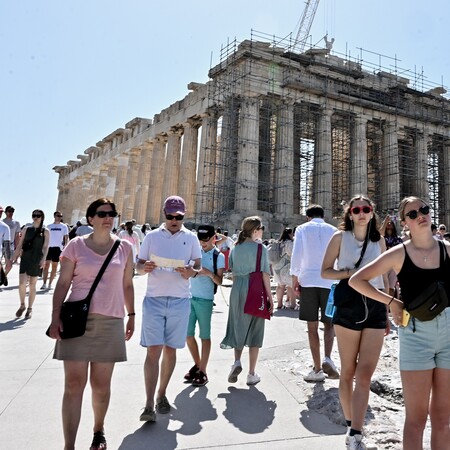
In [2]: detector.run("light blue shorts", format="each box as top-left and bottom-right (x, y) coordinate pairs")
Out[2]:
(187, 296), (214, 339)
(399, 307), (450, 371)
(140, 296), (190, 349)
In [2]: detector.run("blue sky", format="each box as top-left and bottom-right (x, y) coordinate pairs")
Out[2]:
(1, 0), (448, 226)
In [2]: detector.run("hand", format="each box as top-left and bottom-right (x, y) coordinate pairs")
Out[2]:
(175, 265), (197, 280)
(390, 299), (404, 326)
(47, 321), (62, 340)
(125, 317), (135, 341)
(143, 260), (157, 273)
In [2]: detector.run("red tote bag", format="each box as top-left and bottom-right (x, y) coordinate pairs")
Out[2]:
(244, 243), (271, 320)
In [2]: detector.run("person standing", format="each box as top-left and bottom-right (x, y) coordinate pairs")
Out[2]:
(184, 224), (225, 386)
(220, 216), (273, 386)
(350, 196), (450, 450)
(321, 196), (387, 450)
(136, 196), (201, 422)
(13, 210), (50, 319)
(273, 227), (295, 309)
(118, 221), (140, 268)
(0, 216), (12, 283)
(47, 198), (135, 450)
(2, 206), (21, 274)
(290, 205), (339, 382)
(42, 211), (69, 290)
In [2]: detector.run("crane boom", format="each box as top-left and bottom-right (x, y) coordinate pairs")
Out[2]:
(294, 0), (320, 53)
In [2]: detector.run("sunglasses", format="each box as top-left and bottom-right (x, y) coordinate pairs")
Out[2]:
(165, 214), (184, 221)
(6, 209), (14, 213)
(257, 225), (265, 231)
(405, 205), (430, 220)
(94, 211), (118, 218)
(439, 227), (446, 231)
(350, 206), (372, 215)
(56, 215), (63, 218)
(32, 214), (42, 218)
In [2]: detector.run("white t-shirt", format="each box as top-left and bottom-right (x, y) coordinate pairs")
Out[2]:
(0, 221), (11, 249)
(47, 223), (69, 249)
(138, 224), (202, 298)
(2, 218), (21, 244)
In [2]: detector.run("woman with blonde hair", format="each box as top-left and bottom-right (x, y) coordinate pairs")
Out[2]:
(350, 196), (450, 450)
(321, 195), (388, 450)
(221, 216), (273, 385)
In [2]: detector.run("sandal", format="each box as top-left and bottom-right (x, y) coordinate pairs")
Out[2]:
(16, 305), (26, 318)
(24, 308), (32, 320)
(192, 370), (208, 387)
(90, 431), (107, 450)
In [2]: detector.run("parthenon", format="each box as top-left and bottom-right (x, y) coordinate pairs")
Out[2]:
(54, 31), (450, 233)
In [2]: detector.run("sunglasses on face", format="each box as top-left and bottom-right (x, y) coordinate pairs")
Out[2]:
(6, 209), (14, 213)
(439, 227), (446, 231)
(32, 214), (42, 218)
(350, 206), (372, 215)
(405, 205), (430, 220)
(56, 215), (63, 218)
(165, 214), (184, 221)
(94, 211), (118, 218)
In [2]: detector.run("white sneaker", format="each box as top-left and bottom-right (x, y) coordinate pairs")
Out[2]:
(228, 361), (242, 383)
(348, 434), (377, 450)
(246, 373), (261, 385)
(40, 283), (47, 290)
(303, 369), (326, 382)
(322, 357), (340, 379)
(345, 427), (350, 445)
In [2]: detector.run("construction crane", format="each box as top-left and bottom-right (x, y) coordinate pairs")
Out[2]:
(294, 0), (320, 53)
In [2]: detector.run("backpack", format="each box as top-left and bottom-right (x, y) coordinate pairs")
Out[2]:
(212, 248), (219, 294)
(267, 241), (283, 264)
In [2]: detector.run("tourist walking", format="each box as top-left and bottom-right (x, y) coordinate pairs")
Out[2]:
(2, 206), (21, 274)
(290, 205), (339, 382)
(136, 195), (201, 422)
(118, 220), (140, 267)
(184, 224), (225, 386)
(220, 216), (273, 386)
(47, 198), (135, 450)
(350, 196), (450, 450)
(13, 209), (49, 320)
(321, 195), (387, 450)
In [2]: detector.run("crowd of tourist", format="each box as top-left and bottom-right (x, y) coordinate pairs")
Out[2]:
(1, 195), (450, 450)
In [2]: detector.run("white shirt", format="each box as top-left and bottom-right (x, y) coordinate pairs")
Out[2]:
(0, 221), (11, 250)
(290, 218), (337, 288)
(47, 222), (69, 249)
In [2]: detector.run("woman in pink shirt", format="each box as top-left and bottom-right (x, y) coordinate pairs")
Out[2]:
(47, 198), (135, 450)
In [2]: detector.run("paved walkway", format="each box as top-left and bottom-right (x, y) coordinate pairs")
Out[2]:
(0, 267), (347, 449)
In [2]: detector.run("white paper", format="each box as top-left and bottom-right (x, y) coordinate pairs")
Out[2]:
(151, 254), (185, 269)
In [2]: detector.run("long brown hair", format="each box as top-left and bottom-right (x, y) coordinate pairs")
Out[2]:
(236, 216), (262, 245)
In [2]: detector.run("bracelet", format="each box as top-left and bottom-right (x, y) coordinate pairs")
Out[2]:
(388, 297), (395, 306)
(128, 313), (136, 316)
(193, 271), (198, 278)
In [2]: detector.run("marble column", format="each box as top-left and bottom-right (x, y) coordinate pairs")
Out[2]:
(415, 129), (429, 202)
(350, 116), (368, 196)
(76, 174), (92, 221)
(444, 140), (450, 226)
(235, 97), (259, 211)
(134, 142), (153, 225)
(314, 108), (333, 218)
(113, 154), (130, 220)
(381, 121), (400, 212)
(179, 120), (200, 219)
(146, 135), (167, 225)
(105, 162), (118, 199)
(87, 171), (100, 208)
(274, 101), (294, 217)
(122, 148), (141, 220)
(96, 167), (109, 199)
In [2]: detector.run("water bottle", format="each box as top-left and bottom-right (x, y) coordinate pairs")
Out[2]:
(325, 282), (338, 318)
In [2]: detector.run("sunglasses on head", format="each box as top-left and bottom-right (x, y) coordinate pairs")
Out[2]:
(350, 206), (372, 215)
(32, 214), (42, 218)
(405, 205), (430, 220)
(94, 211), (118, 218)
(165, 214), (184, 221)
(257, 225), (265, 231)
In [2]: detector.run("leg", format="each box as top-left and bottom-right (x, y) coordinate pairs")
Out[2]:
(199, 338), (211, 373)
(401, 369), (433, 450)
(276, 284), (285, 308)
(234, 348), (243, 362)
(429, 368), (450, 450)
(49, 260), (59, 287)
(186, 336), (200, 367)
(143, 345), (162, 409)
(351, 328), (384, 431)
(62, 361), (89, 450)
(306, 321), (322, 372)
(248, 346), (259, 375)
(18, 273), (28, 306)
(323, 322), (335, 359)
(157, 345), (177, 400)
(90, 362), (115, 433)
(42, 260), (50, 284)
(27, 276), (38, 309)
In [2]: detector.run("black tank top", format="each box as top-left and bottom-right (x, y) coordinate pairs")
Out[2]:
(397, 240), (450, 307)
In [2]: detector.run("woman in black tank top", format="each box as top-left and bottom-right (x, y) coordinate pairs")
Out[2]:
(350, 196), (450, 449)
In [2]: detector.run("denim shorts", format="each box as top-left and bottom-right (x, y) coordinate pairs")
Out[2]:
(399, 307), (450, 370)
(140, 296), (190, 349)
(187, 296), (214, 339)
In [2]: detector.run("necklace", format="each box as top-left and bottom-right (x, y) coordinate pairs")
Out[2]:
(415, 242), (436, 262)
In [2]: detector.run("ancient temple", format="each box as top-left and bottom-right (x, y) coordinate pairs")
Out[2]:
(54, 32), (450, 234)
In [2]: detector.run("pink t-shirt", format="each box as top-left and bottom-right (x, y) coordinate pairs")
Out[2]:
(61, 237), (132, 318)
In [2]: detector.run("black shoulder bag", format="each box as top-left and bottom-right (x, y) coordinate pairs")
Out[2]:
(333, 234), (369, 307)
(46, 239), (121, 339)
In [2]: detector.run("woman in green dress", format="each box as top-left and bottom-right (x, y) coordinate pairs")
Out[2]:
(221, 216), (273, 386)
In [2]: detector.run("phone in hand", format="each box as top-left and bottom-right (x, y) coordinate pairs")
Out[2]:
(401, 309), (411, 327)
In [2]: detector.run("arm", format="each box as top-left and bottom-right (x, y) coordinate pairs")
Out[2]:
(40, 229), (50, 268)
(123, 249), (135, 341)
(12, 227), (27, 262)
(199, 266), (224, 286)
(176, 257), (202, 279)
(263, 271), (274, 313)
(63, 233), (69, 247)
(321, 231), (354, 280)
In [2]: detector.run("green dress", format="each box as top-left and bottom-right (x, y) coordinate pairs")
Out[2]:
(20, 227), (45, 276)
(220, 241), (270, 349)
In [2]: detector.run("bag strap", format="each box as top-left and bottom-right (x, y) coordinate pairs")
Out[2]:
(255, 243), (263, 272)
(85, 239), (121, 301)
(354, 233), (369, 269)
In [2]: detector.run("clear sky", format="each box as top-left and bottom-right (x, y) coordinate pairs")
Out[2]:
(1, 0), (449, 226)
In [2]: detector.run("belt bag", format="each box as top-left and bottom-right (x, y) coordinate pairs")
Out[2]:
(333, 278), (362, 307)
(407, 281), (448, 321)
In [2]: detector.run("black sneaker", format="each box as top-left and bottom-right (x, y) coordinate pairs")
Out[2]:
(156, 395), (171, 414)
(90, 431), (107, 450)
(184, 364), (199, 382)
(140, 407), (156, 422)
(192, 370), (209, 386)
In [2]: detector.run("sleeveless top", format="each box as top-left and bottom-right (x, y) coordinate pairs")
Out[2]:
(397, 240), (450, 308)
(337, 231), (384, 289)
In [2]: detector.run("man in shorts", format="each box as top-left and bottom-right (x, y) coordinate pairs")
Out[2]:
(2, 206), (21, 274)
(290, 204), (339, 382)
(136, 196), (201, 422)
(0, 209), (12, 284)
(184, 224), (225, 386)
(41, 211), (69, 290)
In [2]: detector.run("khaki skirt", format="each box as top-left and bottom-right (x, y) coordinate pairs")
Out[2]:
(53, 313), (126, 363)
